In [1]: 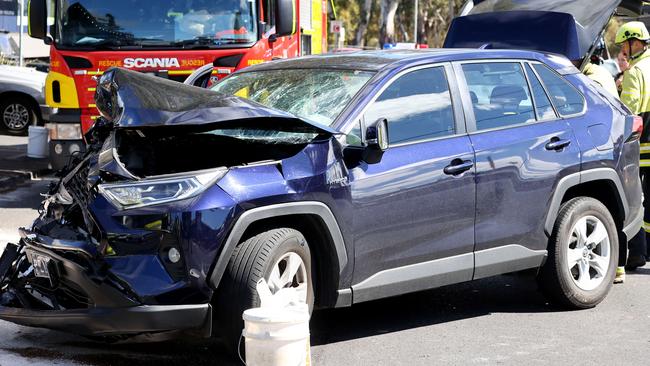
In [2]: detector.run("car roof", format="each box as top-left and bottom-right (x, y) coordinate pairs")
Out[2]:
(242, 49), (576, 74)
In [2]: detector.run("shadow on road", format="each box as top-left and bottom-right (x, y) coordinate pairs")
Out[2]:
(0, 272), (564, 365)
(311, 272), (558, 346)
(629, 267), (650, 276)
(0, 179), (51, 210)
(4, 338), (240, 366)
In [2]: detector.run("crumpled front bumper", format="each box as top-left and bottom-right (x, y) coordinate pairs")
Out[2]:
(0, 234), (212, 337)
(0, 303), (211, 337)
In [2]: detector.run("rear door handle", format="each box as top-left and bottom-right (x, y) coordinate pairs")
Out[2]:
(545, 138), (571, 151)
(444, 159), (474, 175)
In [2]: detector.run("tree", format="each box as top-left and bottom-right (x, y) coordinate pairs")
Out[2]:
(333, 0), (464, 49)
(378, 0), (400, 47)
(355, 0), (374, 46)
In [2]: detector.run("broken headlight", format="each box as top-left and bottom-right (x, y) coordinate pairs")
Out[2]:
(98, 169), (227, 209)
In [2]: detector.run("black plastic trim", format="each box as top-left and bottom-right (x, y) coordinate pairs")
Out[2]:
(544, 168), (629, 235)
(213, 54), (243, 68)
(63, 56), (93, 69)
(0, 304), (211, 336)
(207, 202), (348, 291)
(49, 109), (81, 123)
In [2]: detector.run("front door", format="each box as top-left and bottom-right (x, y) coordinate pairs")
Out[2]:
(349, 64), (476, 302)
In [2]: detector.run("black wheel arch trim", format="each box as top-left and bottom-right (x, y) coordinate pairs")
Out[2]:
(207, 201), (348, 290)
(544, 168), (630, 236)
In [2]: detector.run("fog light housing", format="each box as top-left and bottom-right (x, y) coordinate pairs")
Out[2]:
(168, 247), (181, 263)
(69, 143), (81, 155)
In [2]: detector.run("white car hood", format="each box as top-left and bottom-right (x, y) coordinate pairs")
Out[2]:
(0, 65), (47, 89)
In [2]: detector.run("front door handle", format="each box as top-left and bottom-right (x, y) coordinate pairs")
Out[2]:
(444, 159), (474, 175)
(545, 138), (571, 151)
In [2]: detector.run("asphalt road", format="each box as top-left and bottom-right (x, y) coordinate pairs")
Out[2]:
(0, 179), (649, 366)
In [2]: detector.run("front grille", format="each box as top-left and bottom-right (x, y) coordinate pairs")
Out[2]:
(65, 162), (91, 210)
(62, 161), (99, 236)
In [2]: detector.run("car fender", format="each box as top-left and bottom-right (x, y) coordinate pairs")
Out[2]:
(544, 168), (629, 236)
(207, 201), (348, 290)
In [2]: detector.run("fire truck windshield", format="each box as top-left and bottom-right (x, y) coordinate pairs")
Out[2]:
(55, 0), (257, 49)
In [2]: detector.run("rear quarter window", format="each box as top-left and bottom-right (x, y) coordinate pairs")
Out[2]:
(533, 63), (585, 116)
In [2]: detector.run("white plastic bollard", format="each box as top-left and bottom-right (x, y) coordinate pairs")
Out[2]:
(242, 278), (311, 366)
(27, 126), (48, 158)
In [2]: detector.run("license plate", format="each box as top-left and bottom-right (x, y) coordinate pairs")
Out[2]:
(26, 250), (51, 279)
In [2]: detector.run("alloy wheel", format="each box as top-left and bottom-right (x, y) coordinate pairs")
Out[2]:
(266, 252), (308, 304)
(567, 215), (611, 291)
(2, 103), (30, 131)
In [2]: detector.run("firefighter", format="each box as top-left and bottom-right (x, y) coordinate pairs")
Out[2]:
(615, 21), (650, 282)
(577, 43), (618, 98)
(583, 61), (618, 97)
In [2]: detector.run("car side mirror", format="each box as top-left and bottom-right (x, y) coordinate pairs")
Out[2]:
(274, 0), (296, 37)
(363, 118), (389, 164)
(28, 0), (48, 41)
(184, 64), (214, 88)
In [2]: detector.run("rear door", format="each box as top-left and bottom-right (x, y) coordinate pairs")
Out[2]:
(453, 60), (582, 279)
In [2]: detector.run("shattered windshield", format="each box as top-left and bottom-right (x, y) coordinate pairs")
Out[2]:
(211, 69), (375, 127)
(55, 0), (257, 49)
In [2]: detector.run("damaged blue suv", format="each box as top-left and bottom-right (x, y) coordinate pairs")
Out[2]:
(0, 2), (643, 351)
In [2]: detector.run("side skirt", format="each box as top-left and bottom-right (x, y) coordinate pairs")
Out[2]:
(351, 253), (474, 303)
(350, 245), (546, 304)
(473, 244), (547, 280)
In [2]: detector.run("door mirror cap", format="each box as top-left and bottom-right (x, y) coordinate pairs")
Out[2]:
(184, 64), (214, 88)
(28, 0), (48, 40)
(274, 0), (296, 37)
(363, 118), (389, 164)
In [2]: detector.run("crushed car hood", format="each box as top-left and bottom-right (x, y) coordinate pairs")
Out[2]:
(94, 67), (340, 135)
(446, 0), (643, 62)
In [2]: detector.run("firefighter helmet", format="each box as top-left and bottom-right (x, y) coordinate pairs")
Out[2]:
(616, 21), (650, 44)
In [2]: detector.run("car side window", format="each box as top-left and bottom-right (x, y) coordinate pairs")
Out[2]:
(462, 62), (535, 131)
(364, 67), (455, 145)
(525, 64), (557, 121)
(533, 63), (585, 116)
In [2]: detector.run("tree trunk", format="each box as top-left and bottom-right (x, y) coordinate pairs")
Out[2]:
(379, 0), (400, 47)
(355, 0), (374, 47)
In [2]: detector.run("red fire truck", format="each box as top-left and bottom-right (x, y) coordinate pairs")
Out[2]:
(28, 0), (332, 169)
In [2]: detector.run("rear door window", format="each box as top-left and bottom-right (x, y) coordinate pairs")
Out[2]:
(532, 64), (585, 116)
(364, 66), (455, 145)
(461, 62), (535, 131)
(524, 63), (557, 121)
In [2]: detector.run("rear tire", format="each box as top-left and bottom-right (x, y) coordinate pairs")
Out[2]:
(538, 197), (618, 309)
(214, 228), (314, 355)
(0, 96), (39, 135)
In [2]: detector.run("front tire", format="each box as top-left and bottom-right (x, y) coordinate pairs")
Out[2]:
(214, 228), (314, 353)
(538, 197), (618, 309)
(0, 97), (39, 135)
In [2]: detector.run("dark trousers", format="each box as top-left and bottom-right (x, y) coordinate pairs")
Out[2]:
(627, 167), (650, 262)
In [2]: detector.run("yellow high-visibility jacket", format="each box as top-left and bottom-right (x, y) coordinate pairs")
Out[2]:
(583, 63), (619, 98)
(621, 48), (650, 115)
(621, 48), (650, 165)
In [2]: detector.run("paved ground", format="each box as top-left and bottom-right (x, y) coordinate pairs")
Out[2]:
(0, 134), (49, 176)
(0, 178), (649, 365)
